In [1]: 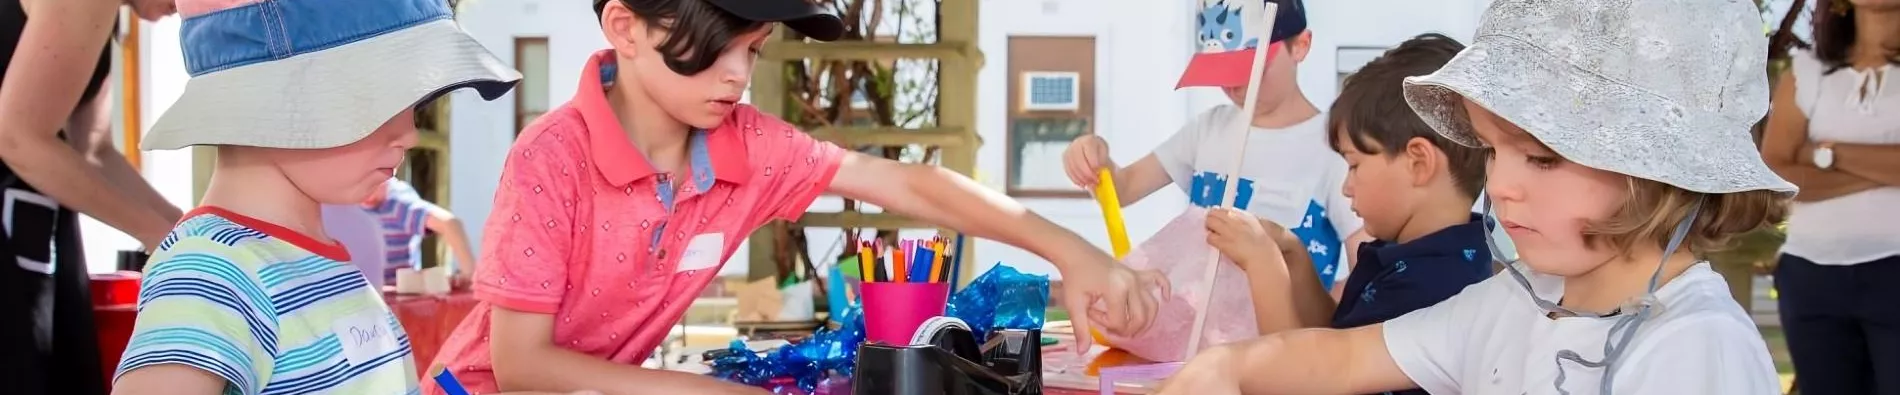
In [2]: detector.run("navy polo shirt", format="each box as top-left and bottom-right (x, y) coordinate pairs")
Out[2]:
(1331, 214), (1492, 330)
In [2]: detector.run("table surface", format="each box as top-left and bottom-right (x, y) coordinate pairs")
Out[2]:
(656, 331), (1159, 394)
(384, 289), (481, 376)
(1039, 334), (1162, 395)
(380, 295), (1167, 394)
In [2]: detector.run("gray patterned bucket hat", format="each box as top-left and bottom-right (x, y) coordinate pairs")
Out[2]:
(1402, 0), (1798, 196)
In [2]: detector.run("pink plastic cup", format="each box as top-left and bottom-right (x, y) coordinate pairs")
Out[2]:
(861, 282), (951, 345)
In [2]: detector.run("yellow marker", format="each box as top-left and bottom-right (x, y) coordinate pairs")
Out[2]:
(1094, 168), (1131, 258)
(858, 246), (876, 283)
(1090, 167), (1131, 349)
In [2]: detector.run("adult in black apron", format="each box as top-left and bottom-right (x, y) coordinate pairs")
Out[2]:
(0, 1), (176, 394)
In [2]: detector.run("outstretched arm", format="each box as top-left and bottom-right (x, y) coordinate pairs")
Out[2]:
(828, 151), (1168, 351)
(1155, 325), (1417, 394)
(489, 307), (767, 395)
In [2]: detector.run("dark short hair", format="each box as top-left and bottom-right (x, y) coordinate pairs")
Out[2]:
(1807, 4), (1900, 73)
(1326, 33), (1483, 199)
(595, 0), (767, 76)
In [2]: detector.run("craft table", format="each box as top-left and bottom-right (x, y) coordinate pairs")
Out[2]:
(658, 331), (1159, 394)
(1039, 333), (1162, 395)
(384, 289), (481, 376)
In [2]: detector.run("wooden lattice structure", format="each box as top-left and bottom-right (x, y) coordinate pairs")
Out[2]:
(745, 0), (984, 286)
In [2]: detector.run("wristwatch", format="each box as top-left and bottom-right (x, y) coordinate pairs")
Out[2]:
(1813, 142), (1836, 170)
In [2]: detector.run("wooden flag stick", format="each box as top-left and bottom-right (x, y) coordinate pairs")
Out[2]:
(1183, 1), (1279, 360)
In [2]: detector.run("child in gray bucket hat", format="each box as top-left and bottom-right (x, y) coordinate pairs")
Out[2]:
(1152, 0), (1794, 394)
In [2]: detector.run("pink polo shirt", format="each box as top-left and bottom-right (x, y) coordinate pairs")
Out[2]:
(424, 50), (844, 394)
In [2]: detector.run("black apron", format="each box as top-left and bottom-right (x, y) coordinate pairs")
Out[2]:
(0, 1), (115, 394)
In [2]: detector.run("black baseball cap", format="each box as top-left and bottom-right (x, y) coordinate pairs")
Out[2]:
(594, 0), (847, 42)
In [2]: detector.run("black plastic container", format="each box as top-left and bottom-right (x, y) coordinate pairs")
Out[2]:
(852, 328), (1042, 395)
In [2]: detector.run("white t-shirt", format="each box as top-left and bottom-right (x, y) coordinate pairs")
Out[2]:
(1782, 49), (1900, 265)
(1154, 105), (1363, 287)
(1384, 262), (1779, 394)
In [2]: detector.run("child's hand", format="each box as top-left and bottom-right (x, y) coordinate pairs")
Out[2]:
(1205, 208), (1286, 272)
(1153, 345), (1244, 395)
(450, 271), (473, 291)
(1063, 134), (1113, 187)
(1060, 251), (1170, 352)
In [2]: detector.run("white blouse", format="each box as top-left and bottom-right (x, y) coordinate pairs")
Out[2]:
(1782, 50), (1900, 265)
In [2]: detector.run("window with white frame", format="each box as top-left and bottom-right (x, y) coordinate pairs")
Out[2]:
(1020, 71), (1081, 111)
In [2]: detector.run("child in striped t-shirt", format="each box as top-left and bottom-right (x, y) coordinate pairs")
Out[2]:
(107, 0), (528, 394)
(360, 178), (478, 288)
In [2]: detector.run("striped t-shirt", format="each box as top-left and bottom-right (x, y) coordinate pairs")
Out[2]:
(116, 207), (418, 395)
(366, 180), (437, 284)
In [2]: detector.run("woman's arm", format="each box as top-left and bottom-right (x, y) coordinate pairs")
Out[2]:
(489, 307), (768, 395)
(1823, 142), (1900, 187)
(65, 83), (185, 225)
(1760, 72), (1881, 202)
(2, 0), (175, 248)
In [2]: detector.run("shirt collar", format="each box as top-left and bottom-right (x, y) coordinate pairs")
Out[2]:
(574, 49), (749, 188)
(1360, 213), (1489, 268)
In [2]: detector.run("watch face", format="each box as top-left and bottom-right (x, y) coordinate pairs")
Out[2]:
(1816, 148), (1835, 169)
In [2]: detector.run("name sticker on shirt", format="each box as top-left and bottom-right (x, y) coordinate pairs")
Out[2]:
(676, 233), (725, 273)
(332, 311), (400, 365)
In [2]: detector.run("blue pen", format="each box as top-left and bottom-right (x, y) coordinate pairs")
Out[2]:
(909, 247), (936, 283)
(948, 233), (966, 290)
(434, 367), (471, 395)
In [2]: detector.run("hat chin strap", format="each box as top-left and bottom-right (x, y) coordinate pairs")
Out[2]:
(1481, 196), (1704, 394)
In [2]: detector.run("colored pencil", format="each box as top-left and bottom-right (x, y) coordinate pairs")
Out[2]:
(930, 241), (947, 283)
(893, 245), (907, 283)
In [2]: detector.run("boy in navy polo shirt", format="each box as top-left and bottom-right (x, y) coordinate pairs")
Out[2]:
(1319, 34), (1492, 334)
(1215, 34), (1490, 352)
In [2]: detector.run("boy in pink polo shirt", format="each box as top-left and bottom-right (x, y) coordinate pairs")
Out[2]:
(423, 0), (1170, 394)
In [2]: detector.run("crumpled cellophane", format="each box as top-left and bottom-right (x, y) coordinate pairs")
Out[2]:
(1100, 207), (1259, 362)
(946, 264), (1050, 343)
(709, 305), (864, 393)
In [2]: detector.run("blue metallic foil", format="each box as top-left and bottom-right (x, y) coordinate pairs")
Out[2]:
(709, 305), (866, 392)
(946, 265), (1050, 343)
